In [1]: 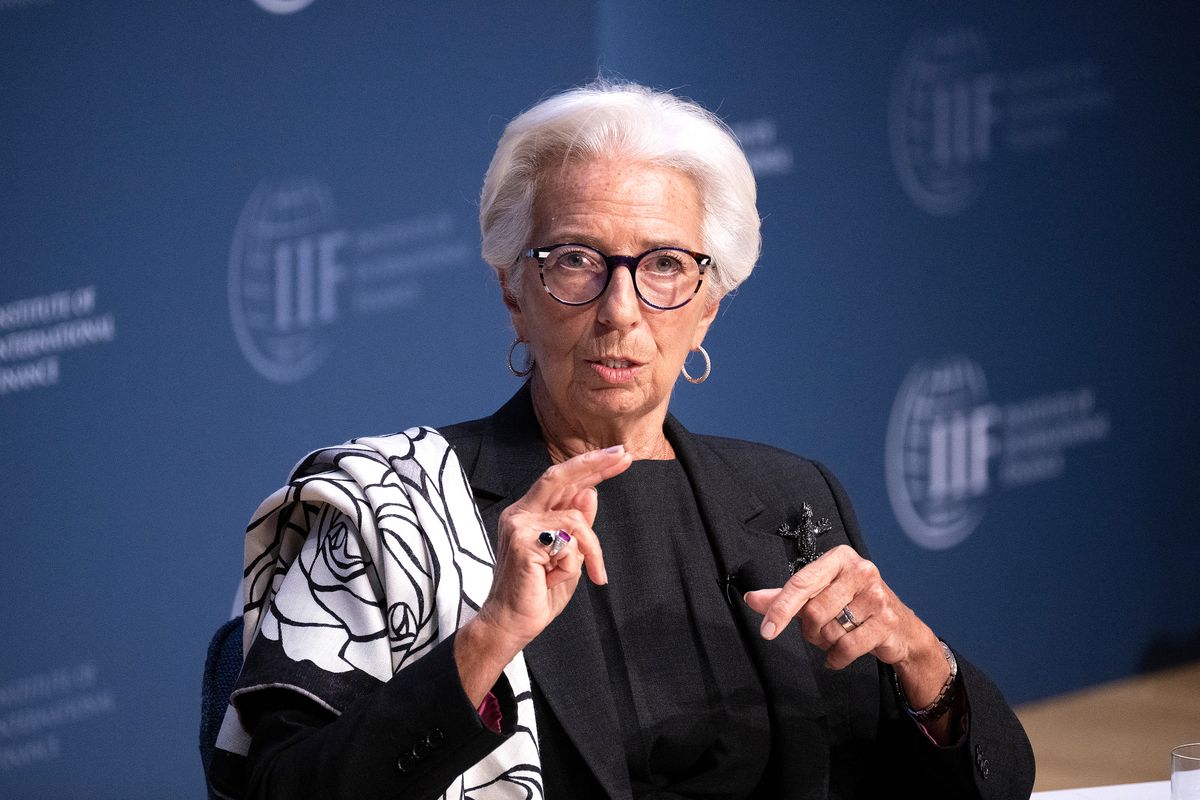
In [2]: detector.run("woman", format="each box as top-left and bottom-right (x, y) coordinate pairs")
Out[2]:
(210, 81), (1034, 799)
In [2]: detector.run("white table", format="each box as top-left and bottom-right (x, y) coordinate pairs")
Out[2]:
(1032, 781), (1170, 799)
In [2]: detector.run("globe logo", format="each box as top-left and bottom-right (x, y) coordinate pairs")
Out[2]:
(890, 28), (996, 216)
(251, 0), (317, 14)
(885, 357), (998, 549)
(228, 178), (346, 383)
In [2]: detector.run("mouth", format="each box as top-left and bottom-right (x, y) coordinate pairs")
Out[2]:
(587, 356), (644, 383)
(591, 357), (642, 369)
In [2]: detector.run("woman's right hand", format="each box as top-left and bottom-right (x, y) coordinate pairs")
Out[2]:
(454, 445), (632, 705)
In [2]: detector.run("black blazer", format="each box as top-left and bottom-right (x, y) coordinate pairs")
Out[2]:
(440, 385), (1034, 800)
(234, 386), (1034, 800)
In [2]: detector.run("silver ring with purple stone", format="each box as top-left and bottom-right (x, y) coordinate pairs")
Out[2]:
(538, 529), (571, 556)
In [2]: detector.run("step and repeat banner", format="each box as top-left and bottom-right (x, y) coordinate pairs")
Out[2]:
(2, 1), (1197, 796)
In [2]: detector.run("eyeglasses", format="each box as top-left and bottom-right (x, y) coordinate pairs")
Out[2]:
(525, 243), (711, 310)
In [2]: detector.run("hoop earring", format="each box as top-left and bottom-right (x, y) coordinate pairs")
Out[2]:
(681, 345), (711, 384)
(507, 339), (534, 377)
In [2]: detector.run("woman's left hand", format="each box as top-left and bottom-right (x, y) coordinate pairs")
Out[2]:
(743, 545), (951, 712)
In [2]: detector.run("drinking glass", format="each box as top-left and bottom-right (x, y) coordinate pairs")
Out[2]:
(1174, 743), (1200, 800)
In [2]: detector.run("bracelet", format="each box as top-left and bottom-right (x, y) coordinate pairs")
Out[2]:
(894, 639), (959, 723)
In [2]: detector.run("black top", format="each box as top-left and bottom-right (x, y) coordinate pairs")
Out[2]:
(569, 459), (770, 799)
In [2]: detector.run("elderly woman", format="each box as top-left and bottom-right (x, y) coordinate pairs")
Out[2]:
(210, 81), (1034, 799)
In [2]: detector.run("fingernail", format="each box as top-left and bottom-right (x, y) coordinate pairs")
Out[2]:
(761, 620), (777, 640)
(603, 444), (625, 454)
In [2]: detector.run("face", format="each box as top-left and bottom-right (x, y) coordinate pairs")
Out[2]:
(505, 157), (720, 438)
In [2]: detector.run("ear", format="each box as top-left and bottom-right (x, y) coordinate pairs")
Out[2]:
(498, 268), (526, 338)
(690, 296), (721, 349)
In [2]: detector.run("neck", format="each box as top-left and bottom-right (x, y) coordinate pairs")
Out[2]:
(530, 376), (675, 462)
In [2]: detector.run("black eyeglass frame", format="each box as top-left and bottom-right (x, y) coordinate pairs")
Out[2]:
(524, 243), (712, 311)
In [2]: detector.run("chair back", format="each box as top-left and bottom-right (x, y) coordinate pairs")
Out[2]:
(199, 616), (244, 791)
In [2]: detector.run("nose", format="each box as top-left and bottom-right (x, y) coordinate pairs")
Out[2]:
(595, 264), (641, 330)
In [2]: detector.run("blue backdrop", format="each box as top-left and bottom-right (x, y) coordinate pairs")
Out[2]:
(2, 2), (1197, 796)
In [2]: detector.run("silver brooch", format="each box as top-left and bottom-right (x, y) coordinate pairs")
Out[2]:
(776, 503), (832, 574)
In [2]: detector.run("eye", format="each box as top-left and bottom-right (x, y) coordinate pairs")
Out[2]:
(548, 246), (603, 272)
(646, 252), (686, 275)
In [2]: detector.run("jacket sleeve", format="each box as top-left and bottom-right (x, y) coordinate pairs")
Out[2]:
(813, 461), (1036, 799)
(238, 632), (517, 800)
(214, 494), (519, 800)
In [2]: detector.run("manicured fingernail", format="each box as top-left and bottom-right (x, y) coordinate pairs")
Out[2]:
(761, 620), (777, 640)
(603, 444), (624, 454)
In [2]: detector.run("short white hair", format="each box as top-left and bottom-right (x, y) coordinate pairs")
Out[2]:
(479, 80), (760, 304)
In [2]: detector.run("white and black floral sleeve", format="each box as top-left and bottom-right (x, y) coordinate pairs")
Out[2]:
(213, 427), (542, 800)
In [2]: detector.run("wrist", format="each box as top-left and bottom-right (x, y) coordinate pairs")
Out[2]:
(893, 628), (947, 703)
(894, 639), (959, 723)
(459, 613), (527, 667)
(454, 616), (526, 707)
(470, 607), (533, 660)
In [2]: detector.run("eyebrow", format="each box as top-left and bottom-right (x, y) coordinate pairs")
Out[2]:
(539, 235), (695, 253)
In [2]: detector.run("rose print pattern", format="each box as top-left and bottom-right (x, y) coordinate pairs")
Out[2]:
(216, 427), (543, 800)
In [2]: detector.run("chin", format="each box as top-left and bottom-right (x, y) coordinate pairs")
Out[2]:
(578, 384), (658, 419)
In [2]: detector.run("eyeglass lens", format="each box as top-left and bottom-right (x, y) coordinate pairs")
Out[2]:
(540, 244), (702, 308)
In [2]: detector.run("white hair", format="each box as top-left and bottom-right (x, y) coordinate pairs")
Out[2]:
(479, 80), (760, 304)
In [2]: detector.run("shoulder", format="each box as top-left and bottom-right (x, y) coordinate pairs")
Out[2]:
(433, 414), (491, 474)
(285, 425), (464, 488)
(687, 430), (842, 490)
(682, 428), (864, 549)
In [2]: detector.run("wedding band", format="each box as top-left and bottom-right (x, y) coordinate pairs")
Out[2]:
(835, 605), (860, 633)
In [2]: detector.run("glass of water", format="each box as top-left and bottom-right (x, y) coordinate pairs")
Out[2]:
(1174, 744), (1200, 800)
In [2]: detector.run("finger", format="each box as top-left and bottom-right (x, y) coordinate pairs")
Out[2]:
(824, 619), (883, 670)
(743, 588), (781, 614)
(562, 512), (607, 585)
(817, 604), (872, 651)
(760, 545), (855, 640)
(520, 447), (632, 511)
(798, 580), (863, 645)
(544, 538), (583, 589)
(522, 510), (606, 586)
(572, 485), (599, 527)
(568, 487), (606, 581)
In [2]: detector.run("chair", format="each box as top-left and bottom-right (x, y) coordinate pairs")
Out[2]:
(200, 616), (244, 793)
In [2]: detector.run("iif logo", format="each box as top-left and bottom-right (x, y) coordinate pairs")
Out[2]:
(885, 357), (998, 549)
(228, 179), (348, 383)
(925, 405), (997, 504)
(890, 28), (996, 216)
(251, 0), (317, 14)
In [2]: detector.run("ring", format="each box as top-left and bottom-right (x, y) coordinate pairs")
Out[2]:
(538, 529), (571, 557)
(835, 605), (861, 633)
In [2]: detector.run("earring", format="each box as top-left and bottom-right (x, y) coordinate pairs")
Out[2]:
(681, 345), (711, 384)
(507, 339), (534, 377)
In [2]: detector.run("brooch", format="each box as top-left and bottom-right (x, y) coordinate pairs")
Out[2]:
(776, 503), (832, 574)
